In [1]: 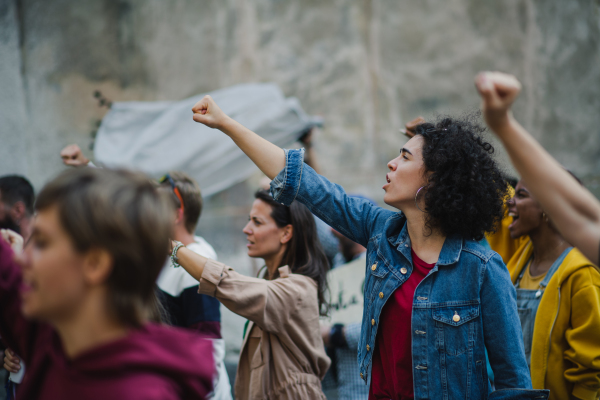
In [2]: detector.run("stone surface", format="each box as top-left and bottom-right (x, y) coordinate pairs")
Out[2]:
(2, 0), (599, 190)
(1, 0), (599, 362)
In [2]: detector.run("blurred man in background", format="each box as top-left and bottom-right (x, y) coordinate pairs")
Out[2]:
(157, 171), (232, 400)
(0, 175), (34, 400)
(0, 176), (34, 240)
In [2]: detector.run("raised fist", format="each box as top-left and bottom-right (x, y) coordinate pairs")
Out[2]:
(191, 95), (229, 130)
(475, 72), (522, 132)
(60, 144), (90, 167)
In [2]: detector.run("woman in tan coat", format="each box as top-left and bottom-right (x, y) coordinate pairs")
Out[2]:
(171, 190), (331, 400)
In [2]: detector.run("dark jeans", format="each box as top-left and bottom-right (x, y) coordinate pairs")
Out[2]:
(489, 389), (550, 400)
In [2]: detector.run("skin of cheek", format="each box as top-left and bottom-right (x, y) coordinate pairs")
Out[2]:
(21, 210), (88, 322)
(384, 159), (428, 209)
(243, 201), (286, 260)
(509, 183), (544, 239)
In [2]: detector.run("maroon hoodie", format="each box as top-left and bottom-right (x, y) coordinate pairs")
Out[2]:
(0, 240), (214, 399)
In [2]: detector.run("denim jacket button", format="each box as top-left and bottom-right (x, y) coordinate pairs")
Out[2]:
(400, 267), (407, 274)
(371, 319), (375, 326)
(453, 312), (461, 322)
(360, 372), (364, 379)
(371, 263), (377, 271)
(366, 344), (370, 351)
(405, 244), (409, 247)
(379, 292), (384, 299)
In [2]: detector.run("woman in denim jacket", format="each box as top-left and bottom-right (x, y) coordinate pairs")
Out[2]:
(190, 96), (545, 400)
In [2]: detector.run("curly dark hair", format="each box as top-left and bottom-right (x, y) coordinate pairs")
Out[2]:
(414, 114), (509, 241)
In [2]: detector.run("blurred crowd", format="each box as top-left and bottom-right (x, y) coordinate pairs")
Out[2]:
(0, 72), (599, 400)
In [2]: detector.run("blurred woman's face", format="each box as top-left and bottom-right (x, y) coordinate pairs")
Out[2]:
(243, 199), (289, 260)
(506, 180), (544, 239)
(383, 135), (429, 210)
(19, 206), (88, 322)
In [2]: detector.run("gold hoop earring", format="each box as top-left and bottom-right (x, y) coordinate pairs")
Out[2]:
(415, 186), (425, 213)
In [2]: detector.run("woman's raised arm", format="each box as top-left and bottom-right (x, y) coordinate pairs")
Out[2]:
(192, 95), (285, 179)
(476, 72), (600, 264)
(191, 96), (392, 248)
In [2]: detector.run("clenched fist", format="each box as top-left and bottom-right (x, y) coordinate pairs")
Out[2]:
(191, 95), (230, 130)
(60, 144), (90, 167)
(475, 72), (522, 133)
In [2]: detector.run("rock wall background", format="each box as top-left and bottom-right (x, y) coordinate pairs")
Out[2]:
(2, 0), (600, 376)
(2, 0), (600, 190)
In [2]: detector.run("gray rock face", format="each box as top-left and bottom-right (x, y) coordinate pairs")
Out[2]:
(1, 0), (599, 364)
(1, 0), (599, 190)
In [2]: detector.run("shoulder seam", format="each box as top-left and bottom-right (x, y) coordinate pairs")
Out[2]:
(462, 246), (495, 263)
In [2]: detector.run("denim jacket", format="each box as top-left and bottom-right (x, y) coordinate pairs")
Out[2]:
(271, 149), (532, 400)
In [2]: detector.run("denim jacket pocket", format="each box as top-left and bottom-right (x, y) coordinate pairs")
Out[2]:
(433, 303), (480, 356)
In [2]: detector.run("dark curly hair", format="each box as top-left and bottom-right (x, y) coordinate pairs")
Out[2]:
(414, 114), (509, 241)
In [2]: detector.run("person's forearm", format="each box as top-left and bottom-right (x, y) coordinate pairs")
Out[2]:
(496, 117), (600, 261)
(176, 247), (208, 282)
(220, 118), (286, 179)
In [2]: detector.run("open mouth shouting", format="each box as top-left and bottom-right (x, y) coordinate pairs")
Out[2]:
(383, 173), (391, 190)
(508, 211), (519, 230)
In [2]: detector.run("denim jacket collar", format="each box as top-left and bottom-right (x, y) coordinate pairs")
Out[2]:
(387, 214), (463, 267)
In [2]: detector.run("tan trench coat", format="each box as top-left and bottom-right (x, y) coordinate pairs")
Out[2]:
(199, 260), (330, 400)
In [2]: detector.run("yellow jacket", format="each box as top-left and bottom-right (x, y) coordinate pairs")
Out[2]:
(507, 240), (600, 400)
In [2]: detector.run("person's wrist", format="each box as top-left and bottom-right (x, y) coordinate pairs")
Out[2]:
(486, 110), (513, 134)
(218, 115), (236, 134)
(494, 112), (519, 138)
(171, 240), (185, 268)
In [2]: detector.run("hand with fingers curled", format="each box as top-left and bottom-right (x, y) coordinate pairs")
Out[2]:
(401, 116), (427, 138)
(475, 71), (522, 133)
(60, 144), (90, 167)
(191, 95), (230, 130)
(3, 348), (21, 374)
(0, 229), (24, 254)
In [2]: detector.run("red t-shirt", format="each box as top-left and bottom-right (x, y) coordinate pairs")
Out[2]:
(369, 249), (435, 400)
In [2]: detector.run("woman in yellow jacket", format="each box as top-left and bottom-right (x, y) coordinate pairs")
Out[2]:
(505, 178), (600, 400)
